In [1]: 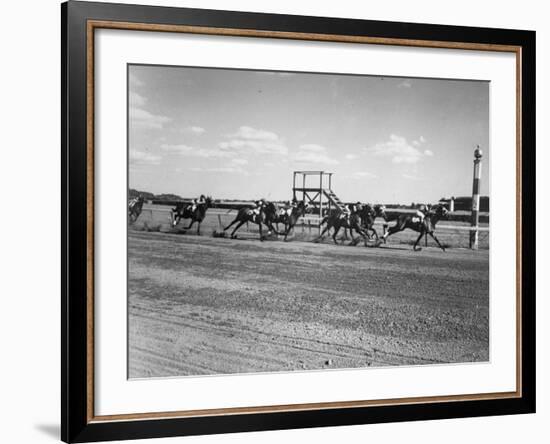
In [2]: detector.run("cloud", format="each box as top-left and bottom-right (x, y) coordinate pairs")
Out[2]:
(130, 107), (171, 130)
(229, 126), (279, 141)
(402, 173), (424, 181)
(231, 158), (248, 165)
(293, 144), (338, 165)
(129, 149), (161, 165)
(129, 91), (146, 107)
(351, 171), (377, 179)
(189, 126), (206, 135)
(412, 136), (427, 147)
(345, 154), (358, 160)
(129, 72), (144, 87)
(397, 79), (412, 88)
(161, 144), (232, 158)
(189, 166), (248, 175)
(220, 126), (287, 155)
(367, 134), (432, 164)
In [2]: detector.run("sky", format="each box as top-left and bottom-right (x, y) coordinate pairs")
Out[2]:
(128, 64), (489, 204)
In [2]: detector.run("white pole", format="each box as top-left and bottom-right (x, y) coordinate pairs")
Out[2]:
(470, 146), (483, 249)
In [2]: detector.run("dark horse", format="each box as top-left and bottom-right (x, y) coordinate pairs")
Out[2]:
(171, 196), (213, 235)
(128, 195), (144, 224)
(380, 204), (448, 251)
(276, 200), (308, 241)
(316, 205), (369, 245)
(359, 204), (387, 241)
(223, 201), (277, 241)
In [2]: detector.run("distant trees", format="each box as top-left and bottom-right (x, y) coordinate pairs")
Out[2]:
(155, 193), (184, 201)
(128, 189), (180, 201)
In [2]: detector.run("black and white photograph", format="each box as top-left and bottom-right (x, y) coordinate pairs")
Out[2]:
(127, 64), (490, 379)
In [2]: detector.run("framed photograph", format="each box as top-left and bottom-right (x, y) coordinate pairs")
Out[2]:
(62, 1), (535, 442)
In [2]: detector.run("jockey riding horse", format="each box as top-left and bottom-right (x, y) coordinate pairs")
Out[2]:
(171, 195), (213, 235)
(380, 204), (448, 251)
(223, 199), (276, 241)
(128, 195), (144, 224)
(316, 203), (369, 245)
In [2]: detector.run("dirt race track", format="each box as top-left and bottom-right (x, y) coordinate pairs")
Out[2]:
(128, 229), (489, 378)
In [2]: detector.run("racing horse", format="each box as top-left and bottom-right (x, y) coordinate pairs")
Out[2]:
(359, 204), (387, 241)
(223, 200), (277, 241)
(278, 200), (308, 241)
(128, 195), (144, 224)
(171, 196), (213, 235)
(380, 204), (448, 251)
(316, 204), (369, 245)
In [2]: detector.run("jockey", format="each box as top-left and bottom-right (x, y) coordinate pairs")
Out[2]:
(339, 204), (351, 221)
(129, 195), (139, 209)
(191, 194), (206, 212)
(415, 204), (428, 223)
(251, 199), (264, 215)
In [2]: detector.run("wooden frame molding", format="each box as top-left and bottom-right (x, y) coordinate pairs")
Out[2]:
(86, 19), (524, 423)
(62, 2), (535, 442)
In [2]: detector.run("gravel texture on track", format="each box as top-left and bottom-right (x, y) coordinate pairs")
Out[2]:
(128, 231), (489, 378)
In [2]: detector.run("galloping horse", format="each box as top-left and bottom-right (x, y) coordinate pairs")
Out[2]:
(380, 204), (448, 251)
(223, 201), (275, 241)
(171, 196), (213, 235)
(316, 205), (369, 245)
(359, 204), (387, 241)
(128, 195), (144, 224)
(278, 200), (308, 241)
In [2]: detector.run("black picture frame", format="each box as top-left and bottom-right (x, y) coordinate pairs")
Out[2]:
(62, 1), (536, 442)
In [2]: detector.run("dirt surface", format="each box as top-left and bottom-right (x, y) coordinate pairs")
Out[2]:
(128, 231), (489, 378)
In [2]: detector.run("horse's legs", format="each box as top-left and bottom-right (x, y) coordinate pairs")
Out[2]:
(196, 222), (201, 236)
(185, 220), (195, 230)
(258, 222), (264, 241)
(370, 227), (379, 240)
(283, 223), (294, 241)
(429, 232), (446, 251)
(413, 231), (425, 251)
(382, 223), (402, 241)
(343, 228), (350, 240)
(315, 224), (330, 242)
(353, 226), (369, 246)
(224, 218), (238, 231)
(332, 226), (341, 244)
(230, 220), (246, 238)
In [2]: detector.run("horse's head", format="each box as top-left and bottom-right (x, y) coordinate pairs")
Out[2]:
(374, 204), (387, 219)
(294, 200), (308, 215)
(263, 201), (278, 216)
(432, 204), (449, 219)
